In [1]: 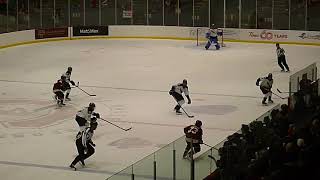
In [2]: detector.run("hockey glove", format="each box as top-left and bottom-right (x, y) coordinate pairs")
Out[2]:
(186, 95), (191, 104)
(93, 113), (100, 119)
(256, 78), (260, 86)
(169, 90), (173, 95)
(199, 140), (203, 144)
(70, 81), (76, 86)
(91, 117), (97, 122)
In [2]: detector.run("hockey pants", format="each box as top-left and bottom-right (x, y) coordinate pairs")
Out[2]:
(71, 139), (95, 166)
(278, 55), (290, 71)
(205, 36), (220, 50)
(171, 92), (185, 112)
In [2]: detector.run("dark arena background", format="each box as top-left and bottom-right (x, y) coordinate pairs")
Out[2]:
(0, 0), (320, 180)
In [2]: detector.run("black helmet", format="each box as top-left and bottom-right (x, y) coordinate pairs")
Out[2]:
(88, 102), (96, 112)
(61, 75), (66, 80)
(195, 120), (202, 127)
(67, 67), (72, 71)
(183, 79), (188, 84)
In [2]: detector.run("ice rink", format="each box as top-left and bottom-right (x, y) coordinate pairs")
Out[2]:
(0, 39), (319, 180)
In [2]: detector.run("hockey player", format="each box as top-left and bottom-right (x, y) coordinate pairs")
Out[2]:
(205, 24), (221, 50)
(75, 103), (100, 132)
(276, 43), (290, 72)
(169, 79), (192, 114)
(183, 120), (203, 159)
(62, 67), (76, 101)
(53, 75), (67, 106)
(256, 73), (274, 105)
(70, 120), (98, 170)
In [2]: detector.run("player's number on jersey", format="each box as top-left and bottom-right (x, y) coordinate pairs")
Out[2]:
(187, 127), (198, 135)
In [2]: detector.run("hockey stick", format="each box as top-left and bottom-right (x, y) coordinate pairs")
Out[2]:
(175, 100), (194, 118)
(180, 105), (194, 118)
(202, 143), (219, 151)
(207, 155), (217, 164)
(277, 88), (290, 94)
(98, 117), (132, 131)
(271, 91), (287, 99)
(75, 82), (96, 96)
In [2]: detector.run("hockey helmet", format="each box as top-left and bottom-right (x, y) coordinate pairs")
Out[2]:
(61, 75), (66, 80)
(88, 102), (96, 112)
(268, 73), (272, 79)
(67, 67), (73, 72)
(183, 79), (188, 85)
(195, 120), (202, 127)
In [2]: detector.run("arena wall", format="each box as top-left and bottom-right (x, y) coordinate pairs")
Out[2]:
(0, 26), (320, 49)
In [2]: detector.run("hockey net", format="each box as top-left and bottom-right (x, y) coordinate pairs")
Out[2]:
(195, 27), (225, 47)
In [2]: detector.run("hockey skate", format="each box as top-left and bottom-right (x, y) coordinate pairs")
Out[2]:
(183, 153), (189, 159)
(183, 151), (193, 160)
(58, 100), (66, 106)
(268, 97), (274, 104)
(176, 110), (182, 115)
(65, 93), (71, 101)
(80, 160), (85, 166)
(262, 98), (268, 105)
(69, 164), (77, 171)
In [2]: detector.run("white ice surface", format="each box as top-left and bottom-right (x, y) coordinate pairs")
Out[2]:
(0, 39), (319, 180)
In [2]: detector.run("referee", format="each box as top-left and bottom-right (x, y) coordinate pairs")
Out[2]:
(70, 120), (98, 170)
(276, 43), (290, 72)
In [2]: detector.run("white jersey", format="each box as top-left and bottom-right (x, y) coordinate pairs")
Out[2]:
(207, 28), (218, 38)
(76, 127), (94, 148)
(173, 83), (189, 96)
(260, 77), (273, 90)
(62, 71), (72, 83)
(76, 107), (94, 122)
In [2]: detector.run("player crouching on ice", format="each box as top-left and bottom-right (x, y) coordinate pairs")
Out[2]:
(53, 75), (68, 106)
(256, 73), (274, 105)
(169, 79), (192, 114)
(205, 24), (221, 50)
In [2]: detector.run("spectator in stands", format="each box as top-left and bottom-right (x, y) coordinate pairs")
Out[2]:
(299, 74), (313, 108)
(279, 104), (290, 137)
